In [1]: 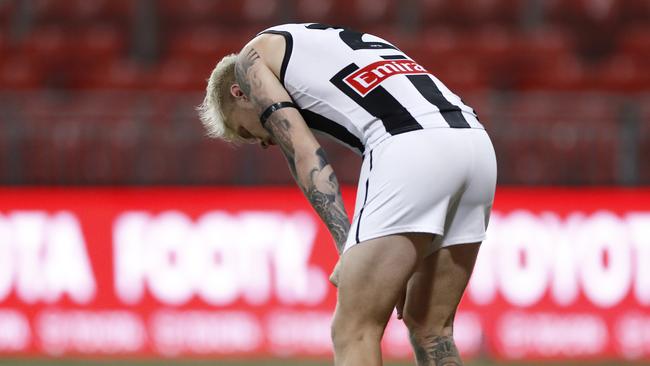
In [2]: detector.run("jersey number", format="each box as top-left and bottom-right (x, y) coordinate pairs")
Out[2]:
(306, 24), (471, 131)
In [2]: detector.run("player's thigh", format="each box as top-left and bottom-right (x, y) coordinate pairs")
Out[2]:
(334, 233), (433, 329)
(402, 242), (481, 335)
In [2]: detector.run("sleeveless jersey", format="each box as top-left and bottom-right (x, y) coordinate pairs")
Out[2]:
(259, 23), (484, 155)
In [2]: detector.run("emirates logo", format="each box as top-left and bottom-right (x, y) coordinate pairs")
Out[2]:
(344, 59), (429, 96)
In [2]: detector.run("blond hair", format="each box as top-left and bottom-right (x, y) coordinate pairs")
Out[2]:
(197, 54), (242, 142)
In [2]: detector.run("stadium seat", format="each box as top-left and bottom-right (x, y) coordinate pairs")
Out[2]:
(0, 56), (43, 90)
(421, 0), (521, 29)
(190, 139), (243, 184)
(71, 25), (126, 66)
(517, 54), (592, 91)
(31, 0), (131, 24)
(158, 0), (221, 27)
(617, 26), (650, 60)
(73, 60), (149, 90)
(595, 54), (650, 92)
(152, 58), (206, 91)
(618, 0), (650, 28)
(0, 32), (8, 55)
(0, 0), (14, 31)
(165, 26), (250, 63)
(543, 0), (624, 61)
(20, 25), (69, 65)
(159, 0), (281, 31)
(498, 93), (620, 184)
(292, 0), (337, 24)
(294, 0), (396, 28)
(638, 102), (650, 183)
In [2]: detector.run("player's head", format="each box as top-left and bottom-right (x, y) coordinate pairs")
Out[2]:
(198, 54), (274, 147)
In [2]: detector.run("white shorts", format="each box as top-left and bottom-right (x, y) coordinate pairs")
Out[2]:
(343, 128), (497, 255)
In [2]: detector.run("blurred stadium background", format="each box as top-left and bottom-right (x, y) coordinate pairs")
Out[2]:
(0, 0), (649, 365)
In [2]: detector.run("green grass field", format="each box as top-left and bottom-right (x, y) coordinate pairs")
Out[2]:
(0, 359), (645, 366)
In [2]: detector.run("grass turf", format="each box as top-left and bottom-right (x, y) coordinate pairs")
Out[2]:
(0, 359), (641, 366)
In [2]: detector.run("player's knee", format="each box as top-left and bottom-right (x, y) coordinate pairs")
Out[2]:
(331, 316), (383, 351)
(404, 313), (454, 347)
(403, 305), (456, 336)
(407, 324), (454, 348)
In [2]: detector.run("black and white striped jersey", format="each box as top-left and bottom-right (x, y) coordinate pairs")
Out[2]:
(260, 23), (484, 155)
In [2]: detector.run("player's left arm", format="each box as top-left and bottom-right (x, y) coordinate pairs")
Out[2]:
(235, 39), (350, 255)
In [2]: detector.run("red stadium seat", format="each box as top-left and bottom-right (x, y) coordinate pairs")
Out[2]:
(32, 0), (131, 24)
(618, 26), (650, 60)
(515, 27), (574, 59)
(246, 145), (295, 185)
(152, 58), (206, 91)
(0, 0), (15, 31)
(71, 25), (126, 66)
(165, 26), (250, 62)
(618, 0), (650, 28)
(595, 54), (650, 92)
(638, 101), (650, 184)
(543, 0), (623, 25)
(240, 0), (283, 26)
(73, 60), (149, 90)
(159, 0), (281, 31)
(0, 32), (8, 55)
(0, 56), (43, 90)
(158, 0), (221, 25)
(517, 54), (592, 91)
(20, 25), (70, 69)
(422, 0), (522, 29)
(291, 0), (399, 28)
(190, 139), (243, 183)
(499, 93), (620, 184)
(293, 0), (338, 24)
(543, 0), (624, 61)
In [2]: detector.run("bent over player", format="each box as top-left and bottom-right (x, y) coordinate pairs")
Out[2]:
(198, 23), (497, 366)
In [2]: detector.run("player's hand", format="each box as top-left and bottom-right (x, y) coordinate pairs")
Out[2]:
(329, 258), (342, 287)
(395, 287), (407, 320)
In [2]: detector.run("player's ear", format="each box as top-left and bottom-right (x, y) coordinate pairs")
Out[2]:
(230, 84), (247, 100)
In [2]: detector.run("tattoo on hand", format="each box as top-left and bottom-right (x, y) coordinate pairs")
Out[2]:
(410, 335), (463, 366)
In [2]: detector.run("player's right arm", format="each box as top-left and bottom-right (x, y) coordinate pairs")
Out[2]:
(234, 37), (351, 256)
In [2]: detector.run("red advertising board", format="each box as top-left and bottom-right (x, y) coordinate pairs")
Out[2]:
(0, 187), (649, 361)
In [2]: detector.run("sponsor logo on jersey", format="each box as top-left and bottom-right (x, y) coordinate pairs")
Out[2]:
(344, 59), (429, 96)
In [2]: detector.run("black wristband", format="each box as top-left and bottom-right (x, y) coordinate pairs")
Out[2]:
(260, 101), (296, 126)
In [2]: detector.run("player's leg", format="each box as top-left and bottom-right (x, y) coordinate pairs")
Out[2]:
(401, 128), (497, 365)
(402, 242), (480, 366)
(331, 232), (433, 366)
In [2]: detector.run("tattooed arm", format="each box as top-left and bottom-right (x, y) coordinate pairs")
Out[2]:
(235, 38), (350, 253)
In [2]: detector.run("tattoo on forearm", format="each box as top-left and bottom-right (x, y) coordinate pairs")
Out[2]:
(304, 148), (350, 253)
(409, 335), (462, 366)
(264, 119), (350, 252)
(235, 45), (350, 253)
(265, 117), (297, 176)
